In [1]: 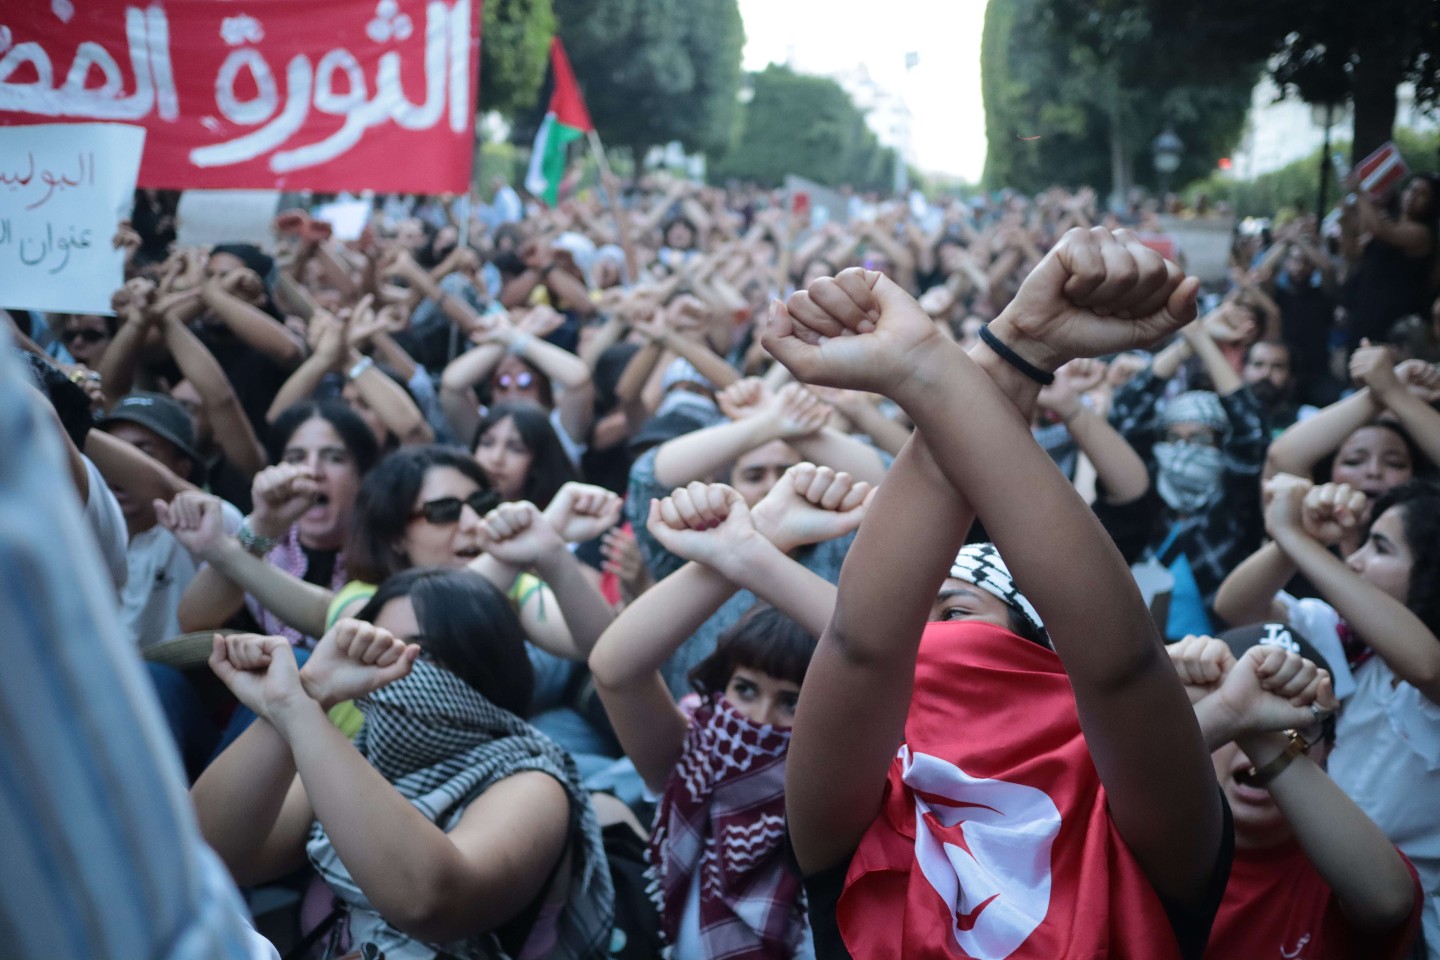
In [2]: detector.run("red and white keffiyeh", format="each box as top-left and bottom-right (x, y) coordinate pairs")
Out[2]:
(647, 695), (806, 959)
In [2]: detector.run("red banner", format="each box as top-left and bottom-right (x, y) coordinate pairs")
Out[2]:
(0, 0), (481, 193)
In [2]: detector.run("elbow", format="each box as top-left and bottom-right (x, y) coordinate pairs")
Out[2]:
(1349, 873), (1418, 935)
(383, 884), (472, 944)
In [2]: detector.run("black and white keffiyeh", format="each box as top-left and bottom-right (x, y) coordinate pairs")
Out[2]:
(950, 542), (1049, 645)
(306, 659), (614, 960)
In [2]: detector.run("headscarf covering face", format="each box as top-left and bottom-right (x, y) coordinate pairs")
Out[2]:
(1154, 391), (1227, 513)
(949, 542), (1048, 645)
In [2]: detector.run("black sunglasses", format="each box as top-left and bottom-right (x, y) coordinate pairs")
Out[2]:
(63, 328), (108, 344)
(411, 489), (500, 524)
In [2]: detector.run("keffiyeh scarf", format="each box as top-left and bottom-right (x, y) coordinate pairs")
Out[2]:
(951, 542), (1049, 646)
(647, 695), (805, 959)
(306, 659), (614, 960)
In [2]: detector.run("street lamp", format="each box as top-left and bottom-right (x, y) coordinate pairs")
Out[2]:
(1151, 128), (1184, 197)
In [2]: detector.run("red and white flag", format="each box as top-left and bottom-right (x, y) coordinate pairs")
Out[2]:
(1353, 141), (1409, 201)
(838, 621), (1184, 959)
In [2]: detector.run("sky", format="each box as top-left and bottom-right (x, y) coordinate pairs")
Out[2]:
(734, 0), (990, 183)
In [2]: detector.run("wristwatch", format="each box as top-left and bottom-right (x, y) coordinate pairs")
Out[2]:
(237, 519), (278, 556)
(1247, 730), (1309, 786)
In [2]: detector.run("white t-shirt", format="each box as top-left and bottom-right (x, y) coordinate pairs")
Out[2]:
(1328, 654), (1440, 958)
(121, 500), (243, 650)
(82, 455), (129, 593)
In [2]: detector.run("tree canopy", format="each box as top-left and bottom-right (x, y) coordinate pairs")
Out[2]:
(1080, 0), (1440, 162)
(549, 0), (745, 158)
(982, 0), (1256, 196)
(709, 65), (897, 191)
(478, 0), (556, 117)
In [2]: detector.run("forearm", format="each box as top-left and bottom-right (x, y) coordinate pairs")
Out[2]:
(716, 537), (837, 639)
(204, 538), (331, 637)
(97, 315), (151, 401)
(658, 332), (740, 391)
(1149, 336), (1192, 382)
(590, 561), (736, 687)
(790, 428), (888, 485)
(1236, 732), (1417, 929)
(276, 698), (477, 931)
(267, 352), (336, 423)
(85, 429), (194, 505)
(1375, 387), (1440, 468)
(542, 269), (597, 317)
(163, 318), (267, 475)
(508, 331), (593, 391)
(844, 400), (910, 456)
(350, 357), (433, 445)
(1183, 329), (1242, 395)
(315, 244), (360, 296)
(499, 269), (543, 308)
(176, 564), (247, 632)
(201, 288), (304, 368)
(1213, 541), (1294, 627)
(899, 342), (1153, 684)
(533, 547), (617, 658)
(1274, 529), (1440, 698)
(370, 331), (418, 382)
(1067, 407), (1150, 503)
(272, 271), (317, 321)
(653, 417), (778, 488)
(439, 342), (505, 394)
(191, 717), (300, 884)
(1266, 390), (1382, 479)
(615, 339), (664, 412)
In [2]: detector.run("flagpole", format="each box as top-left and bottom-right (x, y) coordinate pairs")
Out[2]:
(587, 129), (640, 285)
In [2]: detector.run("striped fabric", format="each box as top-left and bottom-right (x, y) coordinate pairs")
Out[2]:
(0, 337), (276, 960)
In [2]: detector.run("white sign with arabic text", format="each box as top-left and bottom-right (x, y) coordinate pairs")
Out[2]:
(0, 123), (145, 314)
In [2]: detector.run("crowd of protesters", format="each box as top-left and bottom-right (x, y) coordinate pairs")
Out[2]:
(5, 167), (1440, 960)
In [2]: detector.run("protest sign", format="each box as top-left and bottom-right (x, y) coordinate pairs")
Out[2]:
(311, 196), (373, 240)
(0, 0), (482, 193)
(176, 189), (281, 248)
(0, 123), (145, 314)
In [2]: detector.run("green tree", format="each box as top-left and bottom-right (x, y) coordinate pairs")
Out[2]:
(982, 0), (1255, 197)
(548, 0), (744, 159)
(1099, 0), (1440, 162)
(709, 65), (896, 190)
(478, 0), (556, 117)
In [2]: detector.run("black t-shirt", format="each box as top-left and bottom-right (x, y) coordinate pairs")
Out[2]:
(798, 796), (1234, 960)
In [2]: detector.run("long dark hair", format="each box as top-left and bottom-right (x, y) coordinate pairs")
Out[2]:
(689, 603), (816, 699)
(1369, 478), (1440, 637)
(346, 445), (491, 584)
(355, 567), (533, 715)
(267, 399), (381, 473)
(472, 402), (578, 509)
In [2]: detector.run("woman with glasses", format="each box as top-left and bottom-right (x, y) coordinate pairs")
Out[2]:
(439, 305), (596, 469)
(1101, 305), (1269, 640)
(192, 569), (615, 959)
(160, 446), (619, 721)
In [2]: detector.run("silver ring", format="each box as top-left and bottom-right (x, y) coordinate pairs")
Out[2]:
(1309, 703), (1328, 721)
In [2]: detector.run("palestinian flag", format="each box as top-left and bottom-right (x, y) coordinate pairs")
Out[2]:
(525, 38), (593, 206)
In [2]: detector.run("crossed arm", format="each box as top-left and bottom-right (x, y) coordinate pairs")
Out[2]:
(772, 241), (1224, 906)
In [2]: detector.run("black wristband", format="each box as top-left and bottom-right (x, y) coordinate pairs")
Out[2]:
(978, 323), (1055, 385)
